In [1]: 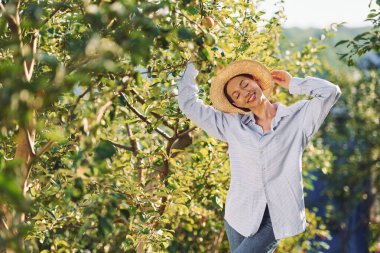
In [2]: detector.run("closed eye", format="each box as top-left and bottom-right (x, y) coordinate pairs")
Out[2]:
(236, 83), (248, 99)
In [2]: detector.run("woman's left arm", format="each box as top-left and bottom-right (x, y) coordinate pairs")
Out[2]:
(288, 76), (342, 141)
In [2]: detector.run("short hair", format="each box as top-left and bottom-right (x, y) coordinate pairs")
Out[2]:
(223, 74), (254, 113)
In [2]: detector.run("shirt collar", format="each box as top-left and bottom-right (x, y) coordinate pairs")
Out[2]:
(240, 102), (292, 125)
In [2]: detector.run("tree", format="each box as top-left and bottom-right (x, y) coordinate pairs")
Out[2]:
(320, 0), (380, 251)
(0, 0), (339, 252)
(335, 0), (380, 66)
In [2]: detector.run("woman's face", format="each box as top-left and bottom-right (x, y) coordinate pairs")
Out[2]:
(225, 75), (264, 108)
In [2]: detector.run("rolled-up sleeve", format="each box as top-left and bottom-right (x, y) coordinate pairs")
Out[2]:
(177, 60), (229, 142)
(289, 76), (342, 141)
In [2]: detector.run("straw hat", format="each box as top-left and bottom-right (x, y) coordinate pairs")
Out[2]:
(210, 59), (275, 114)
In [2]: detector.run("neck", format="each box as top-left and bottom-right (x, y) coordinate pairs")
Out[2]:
(250, 100), (278, 122)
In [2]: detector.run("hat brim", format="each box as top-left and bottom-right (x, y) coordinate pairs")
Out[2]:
(210, 59), (274, 114)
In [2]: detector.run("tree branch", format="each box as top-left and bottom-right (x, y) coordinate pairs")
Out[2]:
(96, 101), (112, 124)
(70, 86), (91, 115)
(130, 88), (173, 129)
(0, 2), (5, 12)
(94, 81), (128, 125)
(1, 1), (21, 43)
(1, 217), (9, 231)
(126, 124), (138, 154)
(177, 126), (197, 138)
(16, 0), (21, 13)
(40, 2), (68, 28)
(26, 129), (36, 156)
(24, 140), (55, 192)
(24, 29), (39, 82)
(120, 92), (171, 140)
(173, 9), (207, 35)
(139, 61), (189, 75)
(34, 140), (55, 159)
(107, 140), (134, 151)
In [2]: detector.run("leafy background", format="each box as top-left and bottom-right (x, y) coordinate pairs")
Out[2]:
(0, 0), (379, 252)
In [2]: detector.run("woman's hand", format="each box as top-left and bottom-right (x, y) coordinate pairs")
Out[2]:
(270, 70), (292, 90)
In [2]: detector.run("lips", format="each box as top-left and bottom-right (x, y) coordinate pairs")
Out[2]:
(247, 92), (256, 103)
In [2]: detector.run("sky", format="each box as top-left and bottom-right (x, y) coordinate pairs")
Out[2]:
(257, 0), (375, 28)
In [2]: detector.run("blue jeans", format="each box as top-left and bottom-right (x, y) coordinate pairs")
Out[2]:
(224, 204), (280, 253)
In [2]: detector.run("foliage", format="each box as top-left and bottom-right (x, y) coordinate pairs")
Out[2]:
(334, 0), (380, 66)
(323, 67), (379, 252)
(0, 0), (350, 252)
(282, 25), (371, 73)
(329, 1), (380, 250)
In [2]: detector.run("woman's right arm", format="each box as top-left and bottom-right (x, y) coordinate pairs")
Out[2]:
(177, 60), (230, 142)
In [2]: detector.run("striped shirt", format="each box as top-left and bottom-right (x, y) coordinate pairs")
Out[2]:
(177, 60), (342, 239)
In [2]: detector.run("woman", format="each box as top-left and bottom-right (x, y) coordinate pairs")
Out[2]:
(177, 57), (342, 252)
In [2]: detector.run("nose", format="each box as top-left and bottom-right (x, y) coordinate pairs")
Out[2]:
(244, 90), (250, 98)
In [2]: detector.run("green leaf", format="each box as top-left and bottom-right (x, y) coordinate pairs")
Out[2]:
(367, 12), (379, 19)
(133, 71), (142, 85)
(94, 140), (117, 161)
(97, 216), (113, 238)
(142, 2), (166, 15)
(353, 32), (370, 41)
(141, 227), (150, 234)
(337, 53), (348, 60)
(187, 5), (200, 16)
(240, 41), (250, 52)
(334, 40), (349, 47)
(211, 195), (223, 210)
(43, 126), (66, 142)
(177, 26), (192, 40)
(316, 45), (328, 50)
(54, 239), (70, 248)
(199, 47), (210, 61)
(0, 173), (25, 209)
